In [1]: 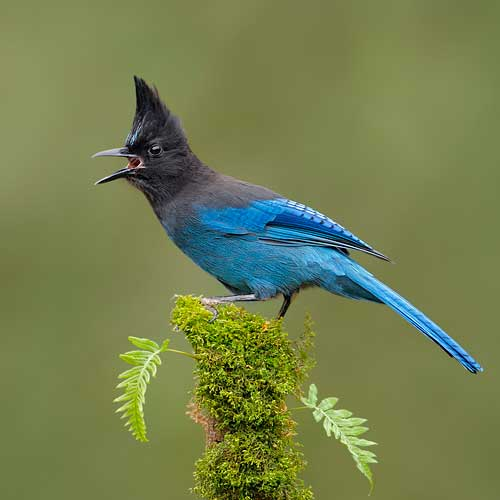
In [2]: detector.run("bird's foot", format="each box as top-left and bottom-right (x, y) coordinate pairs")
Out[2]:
(200, 298), (220, 323)
(200, 294), (259, 323)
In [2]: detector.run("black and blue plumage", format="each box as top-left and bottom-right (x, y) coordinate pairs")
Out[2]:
(93, 77), (482, 374)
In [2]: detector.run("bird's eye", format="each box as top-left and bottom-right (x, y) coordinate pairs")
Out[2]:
(148, 144), (163, 157)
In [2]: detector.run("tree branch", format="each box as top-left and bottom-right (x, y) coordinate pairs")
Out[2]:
(172, 295), (314, 500)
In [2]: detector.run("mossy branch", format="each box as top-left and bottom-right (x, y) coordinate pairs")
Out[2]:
(113, 296), (377, 498)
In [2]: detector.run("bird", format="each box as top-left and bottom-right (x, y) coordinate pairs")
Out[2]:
(93, 76), (482, 374)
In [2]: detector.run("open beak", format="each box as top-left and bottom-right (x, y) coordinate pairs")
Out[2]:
(92, 147), (143, 185)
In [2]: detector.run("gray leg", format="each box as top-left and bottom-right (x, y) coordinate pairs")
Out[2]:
(201, 294), (261, 321)
(202, 294), (259, 304)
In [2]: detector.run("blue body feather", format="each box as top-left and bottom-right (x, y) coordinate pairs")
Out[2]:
(163, 197), (482, 373)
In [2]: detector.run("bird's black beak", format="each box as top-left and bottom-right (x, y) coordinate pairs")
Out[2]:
(92, 147), (132, 159)
(94, 167), (133, 185)
(92, 147), (142, 185)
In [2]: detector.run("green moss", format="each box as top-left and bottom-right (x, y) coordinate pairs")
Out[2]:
(172, 296), (315, 500)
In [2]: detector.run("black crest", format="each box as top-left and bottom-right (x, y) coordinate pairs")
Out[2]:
(126, 76), (186, 151)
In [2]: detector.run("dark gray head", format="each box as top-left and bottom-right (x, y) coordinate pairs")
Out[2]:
(93, 77), (202, 199)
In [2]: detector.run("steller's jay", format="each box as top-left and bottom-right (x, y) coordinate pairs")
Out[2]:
(93, 77), (482, 374)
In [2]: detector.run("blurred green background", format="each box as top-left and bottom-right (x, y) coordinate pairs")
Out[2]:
(2, 1), (499, 498)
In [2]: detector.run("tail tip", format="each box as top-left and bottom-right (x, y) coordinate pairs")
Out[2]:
(466, 361), (484, 374)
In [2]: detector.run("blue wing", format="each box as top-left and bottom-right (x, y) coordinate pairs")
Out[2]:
(198, 198), (390, 261)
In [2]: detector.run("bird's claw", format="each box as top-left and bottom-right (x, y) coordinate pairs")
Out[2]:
(201, 298), (219, 323)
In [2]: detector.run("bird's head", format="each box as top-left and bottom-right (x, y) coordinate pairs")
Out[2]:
(93, 76), (190, 190)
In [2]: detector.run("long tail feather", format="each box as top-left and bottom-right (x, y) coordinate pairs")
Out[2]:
(347, 267), (483, 373)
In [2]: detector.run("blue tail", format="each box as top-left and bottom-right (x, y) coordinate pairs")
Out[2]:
(345, 265), (483, 373)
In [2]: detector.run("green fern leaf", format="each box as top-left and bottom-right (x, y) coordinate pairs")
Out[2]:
(114, 336), (170, 442)
(301, 383), (377, 491)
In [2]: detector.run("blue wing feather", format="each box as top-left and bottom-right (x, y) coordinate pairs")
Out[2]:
(198, 198), (390, 261)
(260, 199), (389, 260)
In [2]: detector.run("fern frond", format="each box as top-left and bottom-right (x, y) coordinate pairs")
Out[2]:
(301, 383), (377, 491)
(114, 336), (170, 442)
